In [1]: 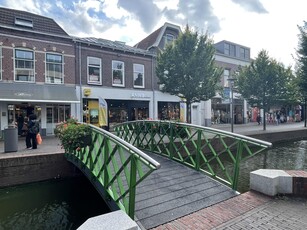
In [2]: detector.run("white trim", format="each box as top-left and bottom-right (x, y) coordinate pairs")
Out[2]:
(87, 56), (102, 85)
(112, 60), (125, 87)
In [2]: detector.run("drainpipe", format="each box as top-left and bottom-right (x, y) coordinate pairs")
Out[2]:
(151, 55), (156, 119)
(79, 42), (83, 121)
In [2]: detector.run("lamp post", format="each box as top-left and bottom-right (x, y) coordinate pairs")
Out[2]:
(227, 78), (236, 133)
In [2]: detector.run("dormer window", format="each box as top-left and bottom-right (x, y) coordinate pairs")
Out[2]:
(165, 34), (175, 45)
(15, 17), (33, 28)
(224, 43), (235, 56)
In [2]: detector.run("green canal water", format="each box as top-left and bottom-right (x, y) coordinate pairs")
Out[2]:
(0, 176), (110, 230)
(237, 139), (307, 192)
(0, 139), (306, 229)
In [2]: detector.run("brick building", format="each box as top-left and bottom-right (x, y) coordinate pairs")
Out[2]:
(0, 7), (78, 137)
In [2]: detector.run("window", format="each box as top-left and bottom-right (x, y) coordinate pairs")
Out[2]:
(224, 43), (235, 56)
(223, 69), (230, 87)
(240, 47), (249, 59)
(133, 64), (144, 88)
(46, 53), (63, 84)
(15, 49), (34, 82)
(15, 17), (33, 28)
(87, 57), (101, 84)
(165, 33), (175, 46)
(112, 60), (124, 86)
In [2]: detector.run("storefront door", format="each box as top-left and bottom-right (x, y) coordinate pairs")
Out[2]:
(46, 107), (54, 135)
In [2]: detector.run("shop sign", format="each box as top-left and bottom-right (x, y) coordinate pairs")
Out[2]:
(14, 92), (32, 97)
(131, 93), (150, 98)
(84, 88), (91, 96)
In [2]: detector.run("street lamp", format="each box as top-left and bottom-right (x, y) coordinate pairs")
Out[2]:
(227, 78), (236, 132)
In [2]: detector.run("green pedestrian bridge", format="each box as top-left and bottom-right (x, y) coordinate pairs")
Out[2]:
(64, 120), (271, 229)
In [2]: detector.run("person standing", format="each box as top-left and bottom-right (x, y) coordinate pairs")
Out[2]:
(26, 114), (39, 149)
(256, 113), (261, 125)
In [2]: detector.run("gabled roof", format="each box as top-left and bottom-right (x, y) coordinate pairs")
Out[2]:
(0, 7), (69, 37)
(74, 37), (154, 56)
(134, 22), (181, 50)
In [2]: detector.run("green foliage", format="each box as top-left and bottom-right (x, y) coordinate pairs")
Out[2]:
(54, 117), (92, 153)
(236, 50), (295, 109)
(296, 21), (307, 100)
(156, 25), (223, 122)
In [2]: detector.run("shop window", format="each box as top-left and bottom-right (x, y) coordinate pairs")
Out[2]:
(46, 53), (63, 84)
(133, 64), (144, 88)
(15, 49), (35, 82)
(87, 57), (102, 85)
(112, 60), (124, 87)
(158, 102), (180, 120)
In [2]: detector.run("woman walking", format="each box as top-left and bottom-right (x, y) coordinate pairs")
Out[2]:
(26, 114), (39, 149)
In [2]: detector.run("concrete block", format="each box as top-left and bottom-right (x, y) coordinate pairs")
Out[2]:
(250, 169), (291, 196)
(278, 174), (292, 194)
(77, 210), (138, 230)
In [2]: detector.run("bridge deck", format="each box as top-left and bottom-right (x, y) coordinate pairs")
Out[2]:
(135, 152), (238, 229)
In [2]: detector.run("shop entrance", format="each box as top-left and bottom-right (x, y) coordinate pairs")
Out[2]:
(7, 104), (40, 136)
(46, 105), (70, 135)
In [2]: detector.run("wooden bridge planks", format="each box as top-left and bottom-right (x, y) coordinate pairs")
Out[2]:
(134, 152), (238, 229)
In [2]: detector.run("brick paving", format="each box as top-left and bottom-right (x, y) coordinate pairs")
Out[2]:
(151, 191), (307, 230)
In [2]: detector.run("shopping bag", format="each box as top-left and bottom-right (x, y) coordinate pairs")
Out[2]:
(36, 133), (42, 145)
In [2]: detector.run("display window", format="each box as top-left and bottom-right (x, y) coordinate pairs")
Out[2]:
(158, 102), (180, 120)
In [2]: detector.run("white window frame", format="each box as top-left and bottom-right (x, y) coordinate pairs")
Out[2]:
(15, 17), (33, 28)
(45, 53), (64, 84)
(87, 57), (102, 85)
(14, 49), (35, 82)
(133, 64), (144, 88)
(112, 60), (125, 87)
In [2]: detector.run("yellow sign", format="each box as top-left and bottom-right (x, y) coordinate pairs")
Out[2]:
(84, 88), (91, 96)
(98, 97), (108, 127)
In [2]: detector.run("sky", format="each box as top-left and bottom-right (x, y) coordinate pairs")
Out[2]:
(0, 0), (306, 67)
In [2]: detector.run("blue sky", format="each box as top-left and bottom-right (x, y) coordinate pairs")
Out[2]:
(0, 0), (306, 67)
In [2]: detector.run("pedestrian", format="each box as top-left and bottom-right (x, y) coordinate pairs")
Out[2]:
(256, 113), (261, 125)
(276, 111), (280, 125)
(26, 114), (39, 149)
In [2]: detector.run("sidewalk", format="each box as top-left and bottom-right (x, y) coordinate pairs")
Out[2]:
(211, 121), (307, 135)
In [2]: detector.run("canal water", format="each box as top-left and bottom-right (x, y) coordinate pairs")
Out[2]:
(0, 176), (110, 230)
(0, 139), (306, 229)
(237, 139), (307, 192)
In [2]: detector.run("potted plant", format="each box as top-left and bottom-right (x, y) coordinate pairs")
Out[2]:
(54, 117), (92, 153)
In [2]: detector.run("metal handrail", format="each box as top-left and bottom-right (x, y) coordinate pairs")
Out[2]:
(114, 120), (272, 190)
(63, 124), (160, 219)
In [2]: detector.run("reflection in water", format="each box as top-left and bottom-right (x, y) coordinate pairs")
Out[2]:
(238, 140), (307, 193)
(0, 176), (110, 230)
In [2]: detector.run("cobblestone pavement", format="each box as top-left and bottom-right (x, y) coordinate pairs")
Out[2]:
(214, 196), (307, 230)
(152, 192), (307, 230)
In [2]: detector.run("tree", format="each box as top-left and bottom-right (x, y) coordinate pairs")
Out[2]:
(296, 21), (307, 126)
(156, 25), (222, 123)
(236, 50), (293, 130)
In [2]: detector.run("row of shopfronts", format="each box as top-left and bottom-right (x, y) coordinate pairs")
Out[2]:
(2, 83), (303, 138)
(0, 84), (185, 138)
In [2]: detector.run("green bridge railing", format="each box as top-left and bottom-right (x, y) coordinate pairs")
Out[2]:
(114, 120), (272, 190)
(64, 124), (160, 220)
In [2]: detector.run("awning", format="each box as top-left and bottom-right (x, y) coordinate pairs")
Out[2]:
(0, 83), (80, 103)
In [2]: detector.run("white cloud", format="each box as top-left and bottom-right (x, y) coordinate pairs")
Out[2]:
(0, 0), (305, 67)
